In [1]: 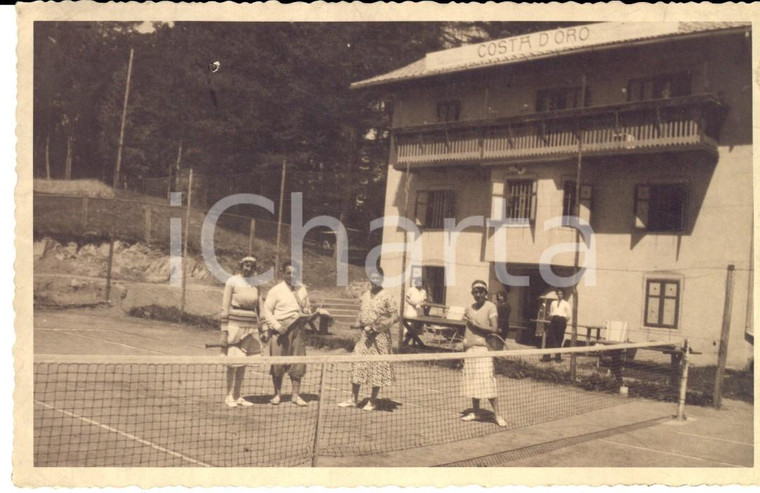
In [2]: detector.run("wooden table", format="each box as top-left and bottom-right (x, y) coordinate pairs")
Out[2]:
(401, 315), (467, 348)
(531, 320), (604, 348)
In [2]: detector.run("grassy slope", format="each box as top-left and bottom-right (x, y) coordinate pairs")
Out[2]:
(34, 182), (367, 290)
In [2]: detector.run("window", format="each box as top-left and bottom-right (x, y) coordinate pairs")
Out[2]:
(422, 266), (446, 305)
(634, 184), (687, 232)
(503, 179), (537, 224)
(627, 72), (691, 101)
(644, 279), (680, 328)
(436, 100), (461, 122)
(562, 181), (593, 226)
(536, 86), (591, 112)
(415, 190), (455, 229)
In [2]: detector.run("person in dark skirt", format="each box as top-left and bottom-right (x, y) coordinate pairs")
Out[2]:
(495, 290), (511, 341)
(542, 288), (572, 362)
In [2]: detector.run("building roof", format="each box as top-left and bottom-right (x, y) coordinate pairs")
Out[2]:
(351, 22), (750, 89)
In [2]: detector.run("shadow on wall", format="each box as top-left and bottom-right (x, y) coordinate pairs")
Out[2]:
(550, 151), (718, 253)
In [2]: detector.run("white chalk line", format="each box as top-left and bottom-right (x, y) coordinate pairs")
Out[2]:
(675, 431), (754, 447)
(34, 399), (212, 467)
(599, 439), (745, 467)
(54, 330), (167, 355)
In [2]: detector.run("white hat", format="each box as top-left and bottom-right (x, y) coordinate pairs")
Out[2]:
(471, 280), (488, 291)
(239, 256), (257, 264)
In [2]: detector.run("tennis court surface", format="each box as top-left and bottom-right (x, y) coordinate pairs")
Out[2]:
(33, 310), (753, 467)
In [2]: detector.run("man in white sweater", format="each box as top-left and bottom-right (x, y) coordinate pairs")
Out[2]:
(264, 261), (312, 406)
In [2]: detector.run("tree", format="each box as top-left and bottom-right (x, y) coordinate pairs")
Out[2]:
(33, 21), (569, 227)
(34, 22), (141, 181)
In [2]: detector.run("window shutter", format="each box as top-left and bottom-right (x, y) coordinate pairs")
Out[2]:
(580, 185), (593, 224)
(415, 190), (429, 227)
(678, 184), (687, 231)
(634, 185), (650, 230)
(445, 190), (456, 222)
(491, 180), (506, 220)
(529, 180), (538, 223)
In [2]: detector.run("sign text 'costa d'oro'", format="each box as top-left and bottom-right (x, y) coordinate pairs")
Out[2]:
(425, 22), (682, 71)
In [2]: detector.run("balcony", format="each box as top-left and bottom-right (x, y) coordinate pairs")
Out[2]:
(392, 95), (728, 169)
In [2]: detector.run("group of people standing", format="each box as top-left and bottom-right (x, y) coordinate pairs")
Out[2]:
(218, 256), (400, 413)
(217, 254), (568, 428)
(219, 257), (312, 408)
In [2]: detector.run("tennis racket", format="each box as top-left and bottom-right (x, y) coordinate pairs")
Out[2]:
(485, 333), (508, 352)
(271, 291), (329, 342)
(351, 312), (387, 350)
(205, 333), (262, 355)
(464, 312), (508, 352)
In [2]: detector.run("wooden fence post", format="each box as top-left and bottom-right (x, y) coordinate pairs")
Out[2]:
(248, 219), (256, 256)
(105, 233), (114, 303)
(82, 197), (89, 231)
(335, 212), (346, 262)
(179, 169), (193, 321)
(713, 264), (735, 409)
(144, 206), (152, 245)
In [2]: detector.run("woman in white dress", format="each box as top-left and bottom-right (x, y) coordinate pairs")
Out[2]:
(460, 280), (507, 427)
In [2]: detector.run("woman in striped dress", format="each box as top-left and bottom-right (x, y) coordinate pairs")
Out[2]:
(337, 267), (398, 411)
(219, 256), (276, 408)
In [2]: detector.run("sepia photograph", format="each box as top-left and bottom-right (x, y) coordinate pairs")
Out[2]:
(13, 2), (758, 487)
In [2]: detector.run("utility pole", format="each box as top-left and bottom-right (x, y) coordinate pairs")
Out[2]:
(275, 159), (287, 275)
(169, 137), (183, 199)
(179, 169), (193, 321)
(570, 73), (587, 381)
(113, 48), (134, 189)
(398, 159), (412, 351)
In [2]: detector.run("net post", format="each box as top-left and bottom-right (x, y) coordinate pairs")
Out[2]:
(676, 339), (690, 421)
(310, 361), (328, 467)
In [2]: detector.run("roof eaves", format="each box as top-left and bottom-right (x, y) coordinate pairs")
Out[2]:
(351, 22), (750, 90)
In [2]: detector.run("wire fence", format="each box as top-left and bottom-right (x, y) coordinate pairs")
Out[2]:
(131, 168), (383, 231)
(33, 192), (380, 262)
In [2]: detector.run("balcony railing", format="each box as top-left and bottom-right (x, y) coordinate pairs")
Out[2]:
(392, 95), (727, 169)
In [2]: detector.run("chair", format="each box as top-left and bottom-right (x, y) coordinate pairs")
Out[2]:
(602, 320), (629, 342)
(425, 324), (463, 349)
(598, 320), (637, 368)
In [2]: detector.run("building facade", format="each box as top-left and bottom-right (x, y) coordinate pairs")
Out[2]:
(353, 22), (753, 368)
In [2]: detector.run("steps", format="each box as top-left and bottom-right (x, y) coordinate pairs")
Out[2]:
(320, 298), (360, 326)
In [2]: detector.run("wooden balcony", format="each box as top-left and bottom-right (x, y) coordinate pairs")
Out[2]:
(392, 95), (727, 169)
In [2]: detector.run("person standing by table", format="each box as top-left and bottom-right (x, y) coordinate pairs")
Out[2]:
(220, 255), (276, 408)
(542, 288), (572, 362)
(460, 280), (507, 427)
(337, 267), (397, 411)
(403, 277), (427, 346)
(265, 261), (312, 407)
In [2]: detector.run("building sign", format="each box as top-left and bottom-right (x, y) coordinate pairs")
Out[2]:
(425, 22), (682, 71)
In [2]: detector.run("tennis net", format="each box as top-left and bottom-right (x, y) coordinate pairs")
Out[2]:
(34, 341), (686, 467)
